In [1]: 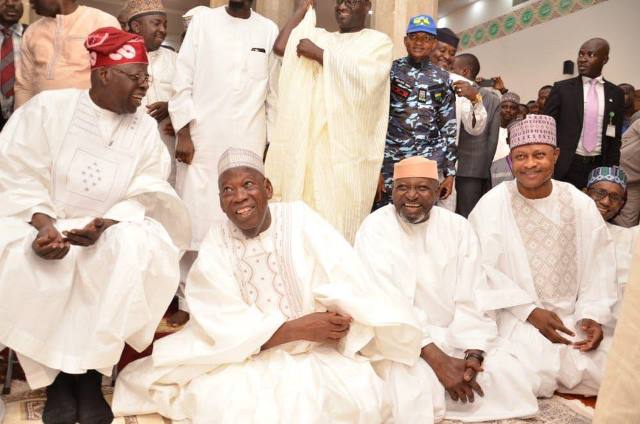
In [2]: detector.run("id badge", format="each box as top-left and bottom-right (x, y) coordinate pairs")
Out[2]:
(606, 124), (616, 138)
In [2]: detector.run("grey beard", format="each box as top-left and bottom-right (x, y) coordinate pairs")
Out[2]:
(399, 210), (428, 225)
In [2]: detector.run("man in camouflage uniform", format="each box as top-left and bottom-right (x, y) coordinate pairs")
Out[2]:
(375, 14), (456, 210)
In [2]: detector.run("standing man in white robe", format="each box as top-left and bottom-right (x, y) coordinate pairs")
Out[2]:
(265, 1), (392, 243)
(169, 0), (278, 325)
(584, 166), (639, 317)
(0, 28), (190, 424)
(469, 115), (618, 397)
(112, 148), (424, 423)
(356, 156), (538, 423)
(125, 0), (178, 185)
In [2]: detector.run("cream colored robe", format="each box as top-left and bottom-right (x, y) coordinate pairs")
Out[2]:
(607, 222), (640, 318)
(112, 202), (423, 423)
(0, 89), (190, 388)
(356, 205), (538, 423)
(469, 180), (618, 397)
(265, 9), (392, 243)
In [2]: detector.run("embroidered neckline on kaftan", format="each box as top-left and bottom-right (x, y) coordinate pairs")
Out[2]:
(227, 205), (304, 319)
(510, 182), (578, 303)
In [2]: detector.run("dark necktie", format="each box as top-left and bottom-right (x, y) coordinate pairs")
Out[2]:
(0, 27), (15, 98)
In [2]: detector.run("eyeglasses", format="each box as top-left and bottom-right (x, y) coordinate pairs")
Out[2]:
(111, 68), (153, 84)
(588, 187), (625, 204)
(336, 0), (364, 8)
(407, 33), (435, 42)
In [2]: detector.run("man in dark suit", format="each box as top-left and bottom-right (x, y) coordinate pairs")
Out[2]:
(543, 38), (625, 189)
(452, 53), (501, 217)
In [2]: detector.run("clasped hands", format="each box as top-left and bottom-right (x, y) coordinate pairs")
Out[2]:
(526, 307), (603, 352)
(261, 311), (352, 351)
(31, 214), (117, 260)
(422, 344), (484, 403)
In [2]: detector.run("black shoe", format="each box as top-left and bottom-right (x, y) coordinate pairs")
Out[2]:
(76, 370), (114, 424)
(42, 372), (77, 424)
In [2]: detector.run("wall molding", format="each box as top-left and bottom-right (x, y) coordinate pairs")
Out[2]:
(458, 0), (609, 51)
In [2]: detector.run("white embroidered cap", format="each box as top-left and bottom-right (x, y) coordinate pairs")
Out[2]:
(218, 148), (265, 177)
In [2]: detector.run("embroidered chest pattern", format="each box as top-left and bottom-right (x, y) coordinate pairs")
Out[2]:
(511, 185), (578, 302)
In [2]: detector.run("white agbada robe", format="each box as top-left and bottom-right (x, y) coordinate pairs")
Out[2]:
(170, 6), (279, 249)
(265, 9), (392, 243)
(112, 202), (424, 423)
(469, 180), (618, 397)
(355, 205), (538, 423)
(0, 89), (191, 389)
(607, 222), (639, 318)
(144, 47), (178, 185)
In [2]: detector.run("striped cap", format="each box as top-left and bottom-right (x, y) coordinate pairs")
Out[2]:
(218, 148), (265, 177)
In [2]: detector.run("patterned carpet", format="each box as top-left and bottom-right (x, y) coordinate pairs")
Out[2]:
(0, 312), (595, 423)
(1, 385), (592, 424)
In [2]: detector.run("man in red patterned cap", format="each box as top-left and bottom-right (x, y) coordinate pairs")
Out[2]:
(0, 27), (190, 424)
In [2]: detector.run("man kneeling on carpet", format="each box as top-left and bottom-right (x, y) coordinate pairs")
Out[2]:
(0, 28), (190, 424)
(111, 148), (425, 423)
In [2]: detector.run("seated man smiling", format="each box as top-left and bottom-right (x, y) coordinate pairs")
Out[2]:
(356, 156), (538, 423)
(0, 28), (189, 424)
(112, 148), (424, 423)
(584, 166), (639, 317)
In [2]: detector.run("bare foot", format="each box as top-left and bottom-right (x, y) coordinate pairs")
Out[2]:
(167, 310), (190, 327)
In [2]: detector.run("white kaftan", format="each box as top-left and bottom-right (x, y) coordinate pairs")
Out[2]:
(0, 89), (190, 388)
(356, 205), (538, 423)
(607, 222), (639, 318)
(144, 47), (178, 185)
(112, 202), (424, 423)
(469, 180), (618, 397)
(170, 6), (279, 249)
(265, 9), (392, 243)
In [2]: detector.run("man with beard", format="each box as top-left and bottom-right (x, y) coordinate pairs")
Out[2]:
(356, 156), (538, 423)
(111, 148), (424, 423)
(0, 28), (190, 424)
(584, 166), (639, 317)
(169, 0), (278, 325)
(490, 92), (521, 187)
(0, 0), (25, 130)
(470, 115), (617, 398)
(543, 38), (625, 189)
(265, 0), (393, 242)
(125, 0), (177, 185)
(375, 15), (456, 211)
(15, 0), (119, 108)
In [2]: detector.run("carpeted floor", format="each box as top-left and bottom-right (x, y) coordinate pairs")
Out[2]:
(0, 307), (596, 423)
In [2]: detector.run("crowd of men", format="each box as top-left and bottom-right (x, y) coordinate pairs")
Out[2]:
(0, 0), (638, 423)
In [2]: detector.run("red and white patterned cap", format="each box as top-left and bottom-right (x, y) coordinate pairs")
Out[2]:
(85, 27), (148, 69)
(509, 114), (557, 150)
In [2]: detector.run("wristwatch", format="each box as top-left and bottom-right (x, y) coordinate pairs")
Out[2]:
(464, 351), (484, 364)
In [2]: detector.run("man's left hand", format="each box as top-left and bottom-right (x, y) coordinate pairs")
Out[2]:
(297, 39), (323, 64)
(573, 319), (604, 352)
(440, 176), (454, 199)
(147, 102), (169, 122)
(452, 80), (479, 102)
(63, 218), (118, 247)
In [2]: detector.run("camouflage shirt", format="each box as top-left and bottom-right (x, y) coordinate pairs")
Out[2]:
(383, 57), (457, 185)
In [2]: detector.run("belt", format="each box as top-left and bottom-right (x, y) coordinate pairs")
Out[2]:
(575, 154), (602, 164)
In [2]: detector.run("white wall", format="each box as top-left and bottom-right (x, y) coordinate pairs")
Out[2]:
(440, 0), (640, 102)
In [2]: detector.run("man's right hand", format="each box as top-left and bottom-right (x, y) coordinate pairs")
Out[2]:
(175, 126), (195, 165)
(527, 307), (575, 344)
(291, 311), (352, 343)
(423, 344), (484, 403)
(32, 224), (70, 260)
